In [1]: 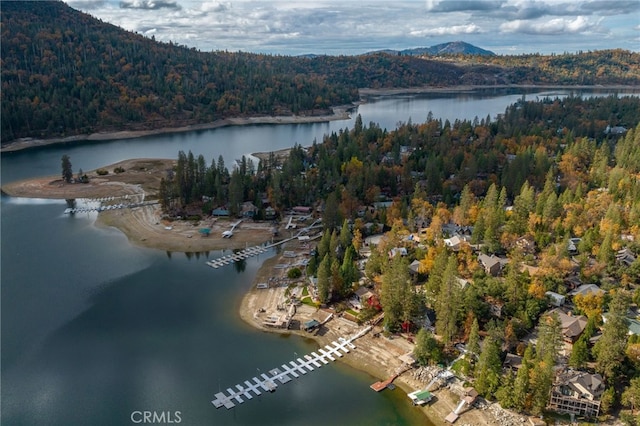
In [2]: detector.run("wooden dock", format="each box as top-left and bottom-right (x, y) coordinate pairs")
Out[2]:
(211, 330), (370, 409)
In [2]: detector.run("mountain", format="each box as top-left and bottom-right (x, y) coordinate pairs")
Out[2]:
(373, 42), (495, 56)
(2, 2), (638, 145)
(408, 41), (495, 56)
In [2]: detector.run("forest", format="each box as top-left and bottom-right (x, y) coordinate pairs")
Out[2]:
(2, 1), (640, 143)
(161, 94), (640, 423)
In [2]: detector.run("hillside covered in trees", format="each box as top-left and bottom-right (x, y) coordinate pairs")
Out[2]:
(162, 95), (640, 422)
(2, 1), (640, 144)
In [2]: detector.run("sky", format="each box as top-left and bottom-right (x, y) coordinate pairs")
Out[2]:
(64, 0), (640, 56)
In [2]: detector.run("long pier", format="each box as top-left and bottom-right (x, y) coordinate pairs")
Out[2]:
(211, 327), (371, 409)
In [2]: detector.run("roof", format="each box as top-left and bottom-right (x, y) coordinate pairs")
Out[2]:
(569, 284), (604, 298)
(547, 308), (588, 340)
(414, 390), (432, 401)
(478, 254), (501, 269)
(409, 259), (421, 273)
(303, 319), (320, 328)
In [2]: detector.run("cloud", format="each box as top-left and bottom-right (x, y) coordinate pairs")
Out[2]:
(500, 16), (591, 35)
(66, 0), (106, 10)
(579, 0), (640, 15)
(200, 1), (230, 13)
(119, 0), (181, 10)
(425, 0), (506, 13)
(410, 24), (482, 37)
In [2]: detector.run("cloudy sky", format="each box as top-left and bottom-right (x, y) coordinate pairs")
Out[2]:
(64, 0), (640, 55)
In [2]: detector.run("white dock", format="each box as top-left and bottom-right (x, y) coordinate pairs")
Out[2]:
(211, 326), (372, 409)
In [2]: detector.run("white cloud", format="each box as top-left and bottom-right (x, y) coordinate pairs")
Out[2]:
(500, 16), (591, 35)
(410, 24), (482, 37)
(63, 0), (639, 55)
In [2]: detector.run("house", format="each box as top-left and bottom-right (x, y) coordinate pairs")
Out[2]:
(616, 248), (637, 266)
(545, 291), (566, 307)
(302, 319), (320, 332)
(241, 201), (258, 218)
(548, 370), (604, 418)
(503, 353), (523, 372)
(408, 259), (422, 275)
(478, 254), (502, 276)
(212, 207), (230, 216)
(567, 237), (581, 254)
(444, 235), (463, 251)
(602, 313), (640, 336)
(350, 286), (381, 311)
(389, 247), (408, 258)
(546, 308), (588, 345)
(485, 296), (505, 318)
(569, 284), (605, 299)
(563, 275), (582, 291)
(264, 206), (277, 220)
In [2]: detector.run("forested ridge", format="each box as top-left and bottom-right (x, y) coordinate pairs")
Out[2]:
(2, 1), (639, 144)
(162, 95), (640, 421)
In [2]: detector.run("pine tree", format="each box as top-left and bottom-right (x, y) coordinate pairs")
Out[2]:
(61, 154), (73, 183)
(435, 255), (461, 345)
(594, 291), (630, 381)
(316, 254), (331, 304)
(474, 336), (502, 398)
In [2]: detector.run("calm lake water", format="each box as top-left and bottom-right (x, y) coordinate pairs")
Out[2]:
(1, 88), (636, 426)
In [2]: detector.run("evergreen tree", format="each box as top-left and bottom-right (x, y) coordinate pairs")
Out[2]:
(316, 254), (331, 304)
(467, 317), (480, 357)
(474, 336), (502, 398)
(594, 291), (630, 381)
(413, 328), (443, 366)
(512, 344), (533, 411)
(435, 255), (461, 345)
(61, 154), (73, 183)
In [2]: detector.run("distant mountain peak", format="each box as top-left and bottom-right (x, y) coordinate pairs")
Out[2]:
(371, 41), (495, 56)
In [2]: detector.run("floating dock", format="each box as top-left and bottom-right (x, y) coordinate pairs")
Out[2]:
(211, 330), (370, 409)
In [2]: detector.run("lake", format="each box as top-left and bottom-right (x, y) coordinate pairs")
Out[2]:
(1, 88), (636, 426)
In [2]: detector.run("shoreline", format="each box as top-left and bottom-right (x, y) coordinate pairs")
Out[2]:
(4, 84), (636, 153)
(0, 105), (354, 153)
(236, 239), (522, 426)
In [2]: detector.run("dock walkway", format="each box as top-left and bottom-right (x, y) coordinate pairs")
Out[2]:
(211, 329), (370, 409)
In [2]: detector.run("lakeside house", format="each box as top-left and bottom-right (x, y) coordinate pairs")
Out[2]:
(548, 369), (604, 418)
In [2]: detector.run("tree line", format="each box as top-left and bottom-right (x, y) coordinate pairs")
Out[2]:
(2, 1), (640, 143)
